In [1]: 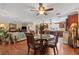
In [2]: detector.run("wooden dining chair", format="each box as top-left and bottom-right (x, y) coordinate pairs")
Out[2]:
(6, 33), (16, 45)
(46, 33), (59, 55)
(26, 33), (41, 55)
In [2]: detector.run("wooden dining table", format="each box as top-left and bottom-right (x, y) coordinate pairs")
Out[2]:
(34, 34), (55, 54)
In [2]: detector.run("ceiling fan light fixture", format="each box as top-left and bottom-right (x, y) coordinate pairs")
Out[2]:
(38, 6), (45, 14)
(31, 3), (54, 15)
(39, 10), (45, 14)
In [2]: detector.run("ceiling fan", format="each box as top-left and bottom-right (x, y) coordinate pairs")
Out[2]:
(31, 3), (54, 15)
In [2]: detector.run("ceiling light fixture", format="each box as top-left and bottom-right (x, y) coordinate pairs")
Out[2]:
(31, 3), (54, 15)
(38, 6), (45, 14)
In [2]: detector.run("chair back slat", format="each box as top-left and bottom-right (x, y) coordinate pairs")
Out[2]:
(47, 32), (59, 46)
(26, 33), (35, 46)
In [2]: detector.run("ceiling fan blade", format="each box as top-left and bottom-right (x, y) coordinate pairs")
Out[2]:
(36, 13), (39, 16)
(31, 9), (37, 11)
(39, 3), (43, 6)
(45, 8), (54, 11)
(44, 13), (48, 15)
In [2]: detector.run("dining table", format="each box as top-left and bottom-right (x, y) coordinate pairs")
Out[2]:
(34, 34), (55, 54)
(34, 34), (54, 40)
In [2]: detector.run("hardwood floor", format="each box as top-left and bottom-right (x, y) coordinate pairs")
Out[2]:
(0, 39), (78, 55)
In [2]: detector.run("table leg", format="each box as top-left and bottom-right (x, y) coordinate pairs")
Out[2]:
(40, 40), (47, 55)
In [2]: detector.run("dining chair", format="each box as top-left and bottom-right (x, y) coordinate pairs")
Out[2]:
(26, 33), (41, 55)
(46, 33), (59, 55)
(5, 33), (15, 45)
(7, 33), (16, 44)
(0, 34), (6, 45)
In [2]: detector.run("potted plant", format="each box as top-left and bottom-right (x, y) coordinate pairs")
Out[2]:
(0, 27), (8, 44)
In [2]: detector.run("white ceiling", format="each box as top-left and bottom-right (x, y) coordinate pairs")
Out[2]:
(0, 3), (79, 24)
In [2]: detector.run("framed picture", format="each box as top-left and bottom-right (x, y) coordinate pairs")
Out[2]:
(9, 23), (16, 32)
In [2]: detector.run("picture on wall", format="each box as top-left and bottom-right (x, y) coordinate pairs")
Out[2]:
(9, 23), (16, 32)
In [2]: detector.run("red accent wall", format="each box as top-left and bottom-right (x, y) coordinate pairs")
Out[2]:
(67, 14), (78, 31)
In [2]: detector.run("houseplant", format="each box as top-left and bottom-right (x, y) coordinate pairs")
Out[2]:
(0, 27), (8, 42)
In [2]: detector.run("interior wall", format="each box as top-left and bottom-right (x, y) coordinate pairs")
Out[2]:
(77, 10), (79, 26)
(67, 14), (78, 31)
(0, 22), (35, 32)
(55, 22), (65, 31)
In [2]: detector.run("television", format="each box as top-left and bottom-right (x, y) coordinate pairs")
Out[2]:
(22, 26), (26, 29)
(22, 26), (27, 32)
